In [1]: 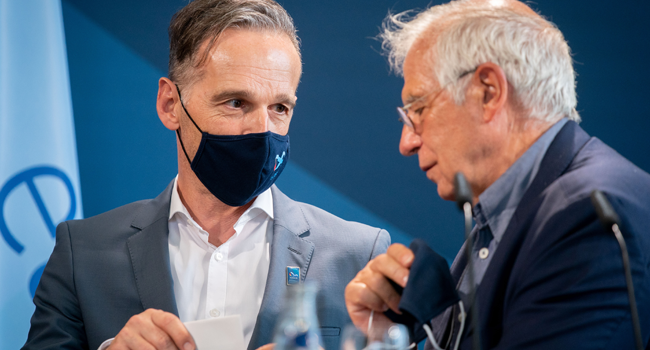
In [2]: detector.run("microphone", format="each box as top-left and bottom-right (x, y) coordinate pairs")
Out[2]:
(454, 172), (473, 211)
(454, 173), (481, 350)
(590, 190), (643, 350)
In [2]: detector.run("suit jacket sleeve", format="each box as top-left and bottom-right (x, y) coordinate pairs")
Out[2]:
(491, 195), (648, 349)
(23, 221), (88, 350)
(370, 229), (391, 261)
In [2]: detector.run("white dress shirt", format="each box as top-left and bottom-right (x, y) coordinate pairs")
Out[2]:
(98, 178), (273, 350)
(168, 177), (273, 346)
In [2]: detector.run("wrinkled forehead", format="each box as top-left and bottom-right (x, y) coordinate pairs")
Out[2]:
(183, 28), (302, 93)
(401, 49), (440, 103)
(402, 31), (442, 95)
(203, 28), (301, 70)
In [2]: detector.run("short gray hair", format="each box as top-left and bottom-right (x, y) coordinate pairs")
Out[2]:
(169, 0), (300, 87)
(380, 0), (580, 123)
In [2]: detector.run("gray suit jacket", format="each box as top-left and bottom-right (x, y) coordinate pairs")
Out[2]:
(23, 182), (390, 350)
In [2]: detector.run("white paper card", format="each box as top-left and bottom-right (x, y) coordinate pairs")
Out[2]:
(184, 315), (246, 350)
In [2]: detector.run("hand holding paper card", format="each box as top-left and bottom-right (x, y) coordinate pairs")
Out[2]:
(184, 315), (246, 350)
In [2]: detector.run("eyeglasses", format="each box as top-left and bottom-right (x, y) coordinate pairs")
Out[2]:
(397, 68), (477, 130)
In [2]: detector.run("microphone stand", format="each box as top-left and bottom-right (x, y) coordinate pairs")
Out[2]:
(590, 190), (643, 350)
(454, 173), (481, 350)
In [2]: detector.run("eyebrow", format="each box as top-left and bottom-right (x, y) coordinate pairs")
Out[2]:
(210, 90), (296, 109)
(404, 93), (427, 107)
(404, 95), (419, 105)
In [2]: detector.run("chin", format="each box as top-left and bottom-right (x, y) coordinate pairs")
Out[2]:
(436, 184), (455, 202)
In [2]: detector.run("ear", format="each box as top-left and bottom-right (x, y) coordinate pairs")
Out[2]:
(156, 77), (180, 131)
(474, 62), (508, 122)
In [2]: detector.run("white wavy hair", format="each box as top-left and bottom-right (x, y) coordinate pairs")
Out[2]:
(380, 0), (580, 123)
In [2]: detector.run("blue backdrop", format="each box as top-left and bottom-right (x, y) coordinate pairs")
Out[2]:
(61, 0), (650, 263)
(0, 2), (84, 348)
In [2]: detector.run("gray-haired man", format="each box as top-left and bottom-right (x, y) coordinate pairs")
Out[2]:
(346, 0), (650, 348)
(23, 1), (389, 349)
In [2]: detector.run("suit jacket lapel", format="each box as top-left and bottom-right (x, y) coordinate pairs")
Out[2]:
(126, 181), (179, 316)
(461, 121), (591, 349)
(248, 186), (315, 350)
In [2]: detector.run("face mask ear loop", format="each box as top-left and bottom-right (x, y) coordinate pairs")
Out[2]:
(452, 301), (466, 350)
(176, 128), (192, 165)
(174, 83), (203, 166)
(423, 324), (443, 350)
(175, 84), (203, 133)
(363, 309), (417, 350)
(422, 300), (465, 350)
(368, 310), (374, 336)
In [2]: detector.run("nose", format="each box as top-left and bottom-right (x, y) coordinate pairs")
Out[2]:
(243, 107), (270, 134)
(399, 125), (421, 156)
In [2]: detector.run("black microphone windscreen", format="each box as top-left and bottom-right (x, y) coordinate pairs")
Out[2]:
(454, 172), (473, 210)
(590, 190), (620, 229)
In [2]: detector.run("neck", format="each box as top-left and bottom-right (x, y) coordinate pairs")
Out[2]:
(472, 116), (554, 203)
(176, 168), (254, 247)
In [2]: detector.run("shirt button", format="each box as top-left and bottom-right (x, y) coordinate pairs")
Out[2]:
(209, 309), (220, 317)
(479, 247), (489, 259)
(214, 252), (223, 261)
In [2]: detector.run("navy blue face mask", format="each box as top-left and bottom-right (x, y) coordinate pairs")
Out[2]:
(175, 85), (290, 207)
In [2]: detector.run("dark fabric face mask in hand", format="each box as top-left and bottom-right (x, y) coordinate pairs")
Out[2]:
(175, 85), (290, 207)
(385, 239), (460, 343)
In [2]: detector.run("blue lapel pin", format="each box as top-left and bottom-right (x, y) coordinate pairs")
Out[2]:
(287, 266), (300, 285)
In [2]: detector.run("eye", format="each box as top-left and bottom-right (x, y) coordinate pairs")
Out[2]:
(414, 107), (425, 116)
(272, 104), (289, 114)
(225, 99), (243, 108)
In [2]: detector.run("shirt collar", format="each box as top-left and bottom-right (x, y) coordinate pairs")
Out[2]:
(476, 118), (568, 243)
(168, 176), (274, 225)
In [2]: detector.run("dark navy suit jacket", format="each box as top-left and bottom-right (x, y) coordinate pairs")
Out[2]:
(448, 121), (650, 349)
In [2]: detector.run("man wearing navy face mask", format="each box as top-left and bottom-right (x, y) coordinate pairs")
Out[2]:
(23, 1), (390, 350)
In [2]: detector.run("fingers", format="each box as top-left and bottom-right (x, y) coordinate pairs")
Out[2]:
(370, 244), (413, 288)
(109, 325), (157, 350)
(151, 310), (194, 350)
(346, 267), (389, 331)
(344, 244), (414, 332)
(343, 290), (392, 337)
(357, 265), (402, 312)
(136, 321), (173, 350)
(255, 344), (275, 350)
(346, 277), (390, 313)
(386, 243), (415, 270)
(110, 309), (195, 350)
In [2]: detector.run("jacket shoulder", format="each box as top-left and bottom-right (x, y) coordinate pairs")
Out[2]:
(298, 200), (384, 235)
(543, 137), (650, 211)
(67, 199), (151, 229)
(272, 187), (390, 260)
(300, 200), (388, 241)
(61, 199), (152, 244)
(63, 181), (174, 242)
